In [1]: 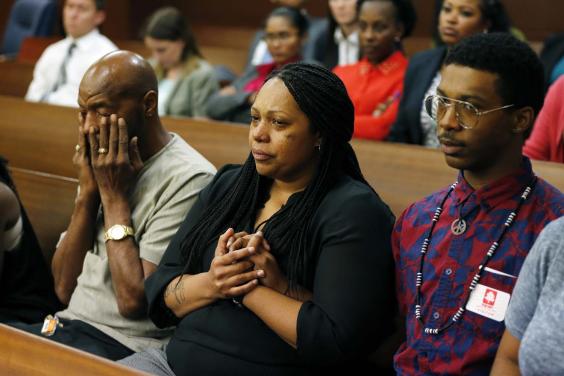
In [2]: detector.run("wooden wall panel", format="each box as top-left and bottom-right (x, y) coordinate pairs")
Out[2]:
(99, 0), (131, 40)
(0, 0), (15, 44)
(506, 1), (564, 40)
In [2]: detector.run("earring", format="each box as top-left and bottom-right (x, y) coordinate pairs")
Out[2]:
(315, 144), (321, 152)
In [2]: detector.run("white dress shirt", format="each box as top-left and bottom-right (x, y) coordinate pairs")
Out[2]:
(157, 78), (177, 116)
(334, 28), (359, 66)
(420, 71), (442, 148)
(25, 29), (117, 107)
(250, 40), (273, 66)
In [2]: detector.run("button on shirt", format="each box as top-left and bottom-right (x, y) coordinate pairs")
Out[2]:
(25, 29), (117, 107)
(392, 158), (564, 375)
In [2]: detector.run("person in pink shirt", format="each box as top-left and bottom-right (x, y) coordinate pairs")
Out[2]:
(523, 76), (564, 163)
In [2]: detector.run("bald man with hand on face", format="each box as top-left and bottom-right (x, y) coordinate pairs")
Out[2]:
(11, 50), (215, 360)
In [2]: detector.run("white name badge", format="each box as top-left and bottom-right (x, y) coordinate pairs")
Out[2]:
(466, 283), (511, 322)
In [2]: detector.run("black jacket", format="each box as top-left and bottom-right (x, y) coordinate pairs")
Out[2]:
(387, 46), (447, 145)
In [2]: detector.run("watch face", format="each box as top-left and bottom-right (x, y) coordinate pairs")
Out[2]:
(109, 226), (126, 239)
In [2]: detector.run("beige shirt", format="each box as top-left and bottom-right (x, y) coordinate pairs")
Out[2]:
(57, 133), (215, 352)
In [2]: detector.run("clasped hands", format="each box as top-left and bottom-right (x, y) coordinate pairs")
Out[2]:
(206, 228), (288, 301)
(74, 113), (143, 203)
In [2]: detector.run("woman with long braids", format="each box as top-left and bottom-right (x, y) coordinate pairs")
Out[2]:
(119, 63), (396, 375)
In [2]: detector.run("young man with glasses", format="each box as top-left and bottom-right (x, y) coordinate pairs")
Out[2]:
(392, 33), (564, 375)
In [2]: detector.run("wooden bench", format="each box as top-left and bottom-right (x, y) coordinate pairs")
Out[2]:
(10, 167), (76, 263)
(0, 324), (147, 375)
(2, 95), (563, 218)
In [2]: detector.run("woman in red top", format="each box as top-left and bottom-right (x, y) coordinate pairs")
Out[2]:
(333, 0), (416, 141)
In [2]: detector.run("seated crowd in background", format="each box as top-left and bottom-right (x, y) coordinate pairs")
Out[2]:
(19, 0), (564, 164)
(3, 0), (564, 375)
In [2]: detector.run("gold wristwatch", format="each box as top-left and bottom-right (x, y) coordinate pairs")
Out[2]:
(104, 224), (134, 242)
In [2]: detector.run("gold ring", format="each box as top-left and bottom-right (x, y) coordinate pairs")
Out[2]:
(98, 147), (108, 154)
(75, 144), (81, 152)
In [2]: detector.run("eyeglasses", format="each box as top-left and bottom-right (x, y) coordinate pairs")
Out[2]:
(424, 94), (515, 129)
(263, 31), (299, 44)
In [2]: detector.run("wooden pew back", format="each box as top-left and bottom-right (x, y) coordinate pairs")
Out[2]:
(0, 96), (249, 178)
(0, 60), (34, 97)
(1, 96), (564, 255)
(0, 324), (147, 375)
(2, 95), (564, 210)
(10, 168), (76, 262)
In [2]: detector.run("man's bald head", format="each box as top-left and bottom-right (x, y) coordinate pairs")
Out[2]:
(78, 50), (161, 141)
(81, 50), (158, 101)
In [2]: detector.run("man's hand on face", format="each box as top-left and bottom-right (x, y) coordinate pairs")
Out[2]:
(74, 112), (99, 201)
(88, 114), (144, 205)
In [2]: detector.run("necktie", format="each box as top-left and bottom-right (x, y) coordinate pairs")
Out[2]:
(43, 42), (77, 100)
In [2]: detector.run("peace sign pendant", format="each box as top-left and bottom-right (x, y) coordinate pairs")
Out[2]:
(451, 218), (467, 235)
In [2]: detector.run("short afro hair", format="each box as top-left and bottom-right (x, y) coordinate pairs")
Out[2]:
(444, 32), (544, 115)
(357, 0), (417, 38)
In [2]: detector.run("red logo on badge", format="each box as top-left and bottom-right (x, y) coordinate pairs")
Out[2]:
(482, 289), (497, 306)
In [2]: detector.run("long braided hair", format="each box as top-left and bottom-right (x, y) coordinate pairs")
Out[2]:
(179, 62), (371, 289)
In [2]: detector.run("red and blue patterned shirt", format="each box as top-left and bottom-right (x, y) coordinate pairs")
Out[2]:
(392, 158), (564, 375)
